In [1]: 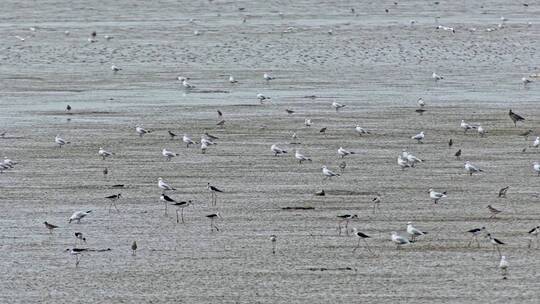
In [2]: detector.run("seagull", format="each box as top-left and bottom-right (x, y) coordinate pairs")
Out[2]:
(509, 109), (525, 127)
(532, 136), (539, 148)
(263, 73), (274, 82)
(315, 190), (325, 196)
(3, 157), (17, 168)
(200, 141), (209, 154)
(528, 226), (540, 249)
(183, 134), (196, 148)
(160, 194), (176, 215)
(477, 125), (487, 137)
(172, 200), (192, 223)
(429, 189), (447, 203)
(467, 227), (486, 247)
(322, 166), (340, 179)
(499, 256), (509, 278)
(257, 93), (270, 103)
(271, 144), (288, 156)
(533, 162), (540, 176)
(455, 149), (462, 159)
(332, 102), (346, 112)
(351, 228), (372, 253)
(270, 235), (277, 254)
(464, 161), (483, 176)
(43, 221), (59, 234)
(158, 177), (175, 192)
(417, 98), (425, 107)
(304, 119), (312, 127)
(295, 150), (312, 163)
(168, 130), (177, 140)
(355, 125), (370, 135)
(337, 147), (355, 158)
(111, 65), (122, 72)
(55, 135), (70, 147)
(105, 193), (121, 213)
(135, 126), (150, 137)
(337, 214), (357, 235)
(411, 131), (425, 143)
(432, 72), (444, 81)
(182, 79), (195, 89)
(406, 153), (423, 167)
(131, 241), (138, 256)
(98, 147), (114, 160)
(487, 205), (502, 218)
(391, 231), (410, 249)
(69, 210), (92, 224)
(460, 120), (476, 133)
(201, 136), (217, 147)
(162, 148), (179, 161)
(206, 212), (222, 232)
(498, 186), (509, 198)
(522, 77), (533, 85)
(228, 75), (237, 83)
(407, 222), (427, 241)
(398, 155), (411, 170)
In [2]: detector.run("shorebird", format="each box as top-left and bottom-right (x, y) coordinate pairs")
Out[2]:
(135, 126), (150, 137)
(103, 168), (108, 176)
(519, 129), (533, 140)
(69, 210), (92, 224)
(172, 200), (191, 223)
(55, 135), (70, 148)
(432, 72), (444, 81)
(217, 110), (223, 118)
(295, 150), (312, 163)
(315, 189), (325, 196)
(351, 228), (372, 253)
(499, 256), (509, 278)
(337, 214), (357, 235)
(355, 125), (370, 135)
(162, 148), (179, 161)
(200, 136), (217, 147)
(160, 193), (176, 215)
(271, 144), (287, 156)
(105, 193), (121, 213)
(339, 161), (346, 172)
(68, 248), (87, 267)
(498, 186), (509, 198)
(407, 222), (427, 242)
(182, 134), (196, 147)
(131, 241), (137, 256)
(411, 131), (425, 143)
(522, 77), (533, 86)
(371, 196), (381, 213)
(337, 147), (355, 158)
(487, 205), (502, 218)
(201, 141), (209, 154)
(477, 125), (487, 137)
(98, 147), (114, 160)
(207, 183), (223, 206)
(111, 65), (121, 72)
(466, 227), (486, 247)
(429, 189), (447, 204)
(460, 120), (476, 133)
(448, 139), (453, 148)
(319, 127), (327, 133)
(406, 153), (423, 167)
(464, 161), (483, 176)
(229, 75), (237, 83)
(391, 231), (410, 249)
(322, 166), (340, 180)
(270, 235), (277, 254)
(168, 130), (177, 140)
(332, 101), (346, 112)
(509, 109), (525, 127)
(454, 149), (462, 159)
(263, 73), (274, 82)
(417, 98), (425, 107)
(204, 132), (219, 141)
(66, 105), (71, 112)
(415, 108), (426, 115)
(486, 233), (505, 257)
(216, 120), (226, 127)
(533, 162), (540, 176)
(0, 163), (9, 174)
(158, 177), (175, 193)
(43, 221), (59, 234)
(257, 93), (271, 103)
(285, 109), (295, 115)
(528, 226), (539, 248)
(206, 213), (221, 232)
(303, 118), (313, 127)
(3, 157), (17, 168)
(532, 136), (539, 148)
(397, 155), (411, 170)
(182, 79), (195, 89)
(74, 232), (86, 244)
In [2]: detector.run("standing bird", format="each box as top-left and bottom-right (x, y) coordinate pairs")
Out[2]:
(454, 149), (462, 159)
(131, 241), (137, 256)
(337, 214), (358, 235)
(168, 131), (177, 140)
(135, 126), (150, 137)
(460, 120), (476, 133)
(391, 231), (410, 249)
(206, 213), (222, 232)
(158, 177), (175, 193)
(397, 156), (411, 170)
(417, 98), (425, 107)
(448, 139), (453, 148)
(43, 221), (59, 234)
(464, 161), (483, 176)
(229, 75), (237, 83)
(257, 93), (271, 103)
(69, 210), (92, 224)
(263, 73), (274, 82)
(271, 144), (288, 156)
(295, 150), (312, 163)
(270, 235), (277, 254)
(332, 101), (346, 112)
(172, 200), (192, 223)
(111, 65), (122, 72)
(351, 228), (372, 254)
(532, 136), (539, 148)
(528, 226), (540, 249)
(207, 183), (224, 206)
(406, 222), (427, 242)
(66, 105), (71, 112)
(337, 147), (355, 158)
(339, 161), (346, 172)
(319, 127), (327, 134)
(160, 193), (176, 215)
(487, 205), (502, 218)
(477, 125), (487, 137)
(103, 167), (108, 176)
(432, 72), (444, 81)
(55, 135), (70, 148)
(105, 193), (121, 213)
(162, 148), (179, 161)
(304, 119), (312, 127)
(533, 162), (540, 176)
(355, 125), (370, 135)
(98, 147), (114, 160)
(509, 109), (525, 127)
(411, 131), (425, 143)
(429, 189), (447, 204)
(74, 232), (86, 244)
(217, 110), (223, 118)
(68, 248), (87, 267)
(486, 233), (505, 257)
(182, 134), (196, 148)
(322, 166), (340, 180)
(498, 186), (509, 198)
(467, 227), (486, 247)
(499, 256), (509, 279)
(519, 129), (533, 140)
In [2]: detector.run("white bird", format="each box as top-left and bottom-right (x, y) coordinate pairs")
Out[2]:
(533, 162), (540, 176)
(158, 177), (175, 191)
(522, 77), (533, 85)
(183, 134), (196, 147)
(3, 157), (17, 168)
(304, 119), (312, 127)
(55, 135), (70, 147)
(162, 148), (178, 161)
(407, 222), (427, 241)
(201, 136), (217, 146)
(397, 156), (411, 170)
(14, 35), (26, 41)
(464, 161), (483, 176)
(391, 231), (410, 249)
(0, 163), (11, 173)
(98, 147), (114, 160)
(111, 65), (121, 72)
(406, 153), (423, 167)
(355, 125), (370, 135)
(477, 125), (486, 137)
(200, 141), (209, 154)
(332, 101), (346, 112)
(104, 35), (113, 40)
(182, 79), (195, 89)
(432, 72), (444, 80)
(429, 188), (447, 203)
(411, 131), (425, 143)
(135, 126), (150, 137)
(263, 73), (274, 82)
(69, 210), (92, 224)
(322, 166), (340, 179)
(271, 144), (287, 156)
(338, 147), (355, 158)
(460, 120), (476, 133)
(532, 136), (539, 148)
(295, 150), (312, 163)
(417, 98), (425, 107)
(229, 75), (237, 83)
(499, 255), (509, 277)
(257, 93), (270, 103)
(177, 76), (187, 82)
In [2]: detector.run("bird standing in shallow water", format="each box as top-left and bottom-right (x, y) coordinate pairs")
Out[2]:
(43, 221), (59, 234)
(509, 109), (525, 127)
(270, 235), (277, 254)
(131, 241), (137, 256)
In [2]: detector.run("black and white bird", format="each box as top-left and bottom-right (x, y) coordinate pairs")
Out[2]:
(105, 193), (121, 213)
(466, 227), (486, 247)
(332, 101), (346, 112)
(160, 193), (176, 215)
(66, 105), (71, 112)
(337, 214), (357, 235)
(509, 109), (525, 127)
(111, 64), (122, 72)
(55, 135), (70, 147)
(182, 134), (196, 147)
(270, 235), (277, 254)
(257, 93), (271, 103)
(271, 144), (287, 156)
(528, 226), (539, 248)
(487, 205), (502, 218)
(532, 136), (539, 148)
(263, 73), (274, 82)
(432, 72), (444, 81)
(98, 147), (114, 160)
(43, 221), (59, 234)
(337, 147), (355, 158)
(355, 125), (370, 135)
(391, 231), (410, 249)
(464, 161), (483, 176)
(411, 131), (425, 143)
(74, 232), (86, 244)
(351, 228), (372, 253)
(322, 166), (340, 180)
(429, 189), (447, 204)
(460, 120), (476, 133)
(498, 186), (509, 198)
(158, 177), (175, 192)
(406, 222), (427, 241)
(69, 210), (92, 224)
(67, 248), (88, 267)
(533, 162), (540, 176)
(168, 131), (177, 140)
(228, 75), (237, 83)
(499, 255), (509, 278)
(162, 148), (179, 161)
(131, 241), (138, 256)
(206, 212), (222, 232)
(135, 126), (150, 137)
(172, 200), (192, 223)
(486, 233), (505, 256)
(295, 150), (312, 163)
(207, 183), (223, 206)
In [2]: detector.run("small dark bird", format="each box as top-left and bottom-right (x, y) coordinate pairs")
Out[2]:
(498, 186), (509, 198)
(519, 129), (533, 140)
(131, 241), (137, 256)
(43, 221), (59, 234)
(216, 120), (225, 126)
(103, 167), (108, 175)
(91, 31), (97, 37)
(66, 105), (71, 112)
(415, 108), (426, 115)
(111, 184), (124, 188)
(448, 139), (453, 148)
(217, 110), (223, 118)
(0, 132), (5, 138)
(160, 194), (176, 215)
(105, 193), (121, 213)
(168, 130), (177, 139)
(509, 109), (525, 127)
(315, 189), (325, 196)
(385, 8), (389, 13)
(455, 149), (462, 159)
(204, 132), (219, 140)
(467, 227), (486, 247)
(74, 232), (86, 244)
(285, 109), (295, 115)
(206, 212), (221, 232)
(319, 127), (327, 133)
(487, 205), (502, 218)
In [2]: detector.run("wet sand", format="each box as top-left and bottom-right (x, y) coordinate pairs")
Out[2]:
(1, 1), (540, 303)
